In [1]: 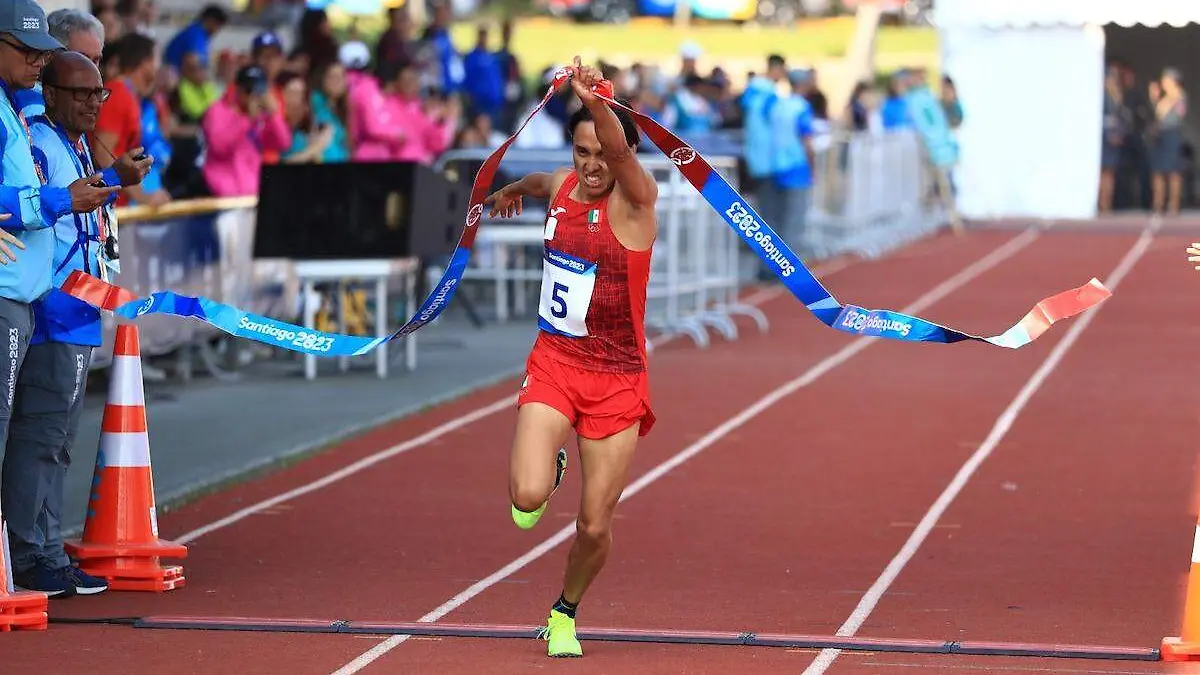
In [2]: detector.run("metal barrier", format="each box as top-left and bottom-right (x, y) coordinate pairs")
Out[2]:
(808, 128), (942, 259)
(433, 149), (767, 348)
(93, 197), (300, 378)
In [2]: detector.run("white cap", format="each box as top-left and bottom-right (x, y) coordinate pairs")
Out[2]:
(339, 41), (370, 70)
(679, 41), (702, 59)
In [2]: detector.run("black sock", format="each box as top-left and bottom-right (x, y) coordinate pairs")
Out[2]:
(551, 592), (578, 618)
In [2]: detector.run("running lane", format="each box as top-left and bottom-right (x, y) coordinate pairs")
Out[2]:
(815, 231), (1199, 675)
(24, 228), (1021, 674)
(340, 229), (1132, 674)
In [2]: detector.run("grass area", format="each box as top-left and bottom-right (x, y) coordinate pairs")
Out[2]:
(332, 13), (937, 72)
(330, 13), (939, 96)
(453, 17), (936, 70)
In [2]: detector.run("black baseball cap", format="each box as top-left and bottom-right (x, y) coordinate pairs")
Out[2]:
(235, 64), (268, 95)
(0, 0), (64, 52)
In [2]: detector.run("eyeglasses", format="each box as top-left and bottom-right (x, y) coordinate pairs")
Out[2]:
(0, 38), (53, 67)
(46, 84), (111, 103)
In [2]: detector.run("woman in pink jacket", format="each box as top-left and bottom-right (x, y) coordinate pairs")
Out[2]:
(201, 65), (293, 196)
(356, 59), (460, 164)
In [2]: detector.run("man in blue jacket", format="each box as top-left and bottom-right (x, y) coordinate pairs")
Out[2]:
(0, 0), (122, 598)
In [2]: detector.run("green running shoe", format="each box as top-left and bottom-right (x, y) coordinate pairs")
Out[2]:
(512, 448), (567, 530)
(539, 609), (582, 657)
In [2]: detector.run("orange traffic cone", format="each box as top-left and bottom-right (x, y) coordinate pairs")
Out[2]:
(0, 515), (48, 630)
(1163, 515), (1200, 660)
(64, 325), (187, 592)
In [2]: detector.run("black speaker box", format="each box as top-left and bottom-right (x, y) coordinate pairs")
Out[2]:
(253, 161), (469, 260)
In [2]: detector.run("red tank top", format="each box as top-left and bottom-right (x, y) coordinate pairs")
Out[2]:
(534, 172), (653, 373)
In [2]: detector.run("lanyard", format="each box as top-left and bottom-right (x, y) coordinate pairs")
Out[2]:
(39, 117), (104, 276)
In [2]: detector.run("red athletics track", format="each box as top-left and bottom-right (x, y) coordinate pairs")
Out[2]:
(5, 224), (1194, 675)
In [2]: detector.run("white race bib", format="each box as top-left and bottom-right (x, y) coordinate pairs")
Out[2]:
(538, 248), (597, 338)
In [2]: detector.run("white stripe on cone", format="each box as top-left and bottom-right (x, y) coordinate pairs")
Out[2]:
(99, 430), (151, 468)
(108, 355), (145, 406)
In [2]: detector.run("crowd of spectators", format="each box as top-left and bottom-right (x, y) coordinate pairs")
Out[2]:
(87, 2), (960, 210)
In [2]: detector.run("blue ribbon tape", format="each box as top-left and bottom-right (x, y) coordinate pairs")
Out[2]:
(64, 70), (1110, 356)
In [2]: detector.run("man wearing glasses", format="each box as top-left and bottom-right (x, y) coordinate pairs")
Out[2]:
(0, 0), (124, 598)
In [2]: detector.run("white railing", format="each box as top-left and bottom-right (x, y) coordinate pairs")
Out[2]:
(807, 128), (943, 259)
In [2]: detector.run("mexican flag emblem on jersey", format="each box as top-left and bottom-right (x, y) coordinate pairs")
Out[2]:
(587, 209), (600, 224)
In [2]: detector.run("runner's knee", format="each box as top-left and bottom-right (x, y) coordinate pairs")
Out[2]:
(575, 512), (613, 547)
(510, 482), (551, 513)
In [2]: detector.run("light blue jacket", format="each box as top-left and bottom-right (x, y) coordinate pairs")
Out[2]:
(740, 75), (778, 179)
(29, 116), (109, 346)
(769, 93), (815, 189)
(0, 82), (75, 303)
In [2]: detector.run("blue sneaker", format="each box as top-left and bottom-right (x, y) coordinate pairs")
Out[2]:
(13, 560), (77, 598)
(58, 564), (109, 595)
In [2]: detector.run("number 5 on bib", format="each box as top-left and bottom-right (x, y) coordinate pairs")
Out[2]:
(538, 248), (597, 338)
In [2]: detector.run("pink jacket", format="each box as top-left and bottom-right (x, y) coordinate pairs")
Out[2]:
(391, 95), (455, 164)
(348, 71), (405, 162)
(201, 91), (292, 197)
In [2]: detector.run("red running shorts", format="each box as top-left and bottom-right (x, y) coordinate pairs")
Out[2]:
(517, 348), (656, 440)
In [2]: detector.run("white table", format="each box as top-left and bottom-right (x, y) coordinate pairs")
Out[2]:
(293, 258), (419, 381)
(466, 225), (545, 322)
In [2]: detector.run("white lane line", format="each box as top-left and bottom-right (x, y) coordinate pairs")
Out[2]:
(173, 259), (856, 545)
(329, 228), (1041, 675)
(799, 226), (1155, 675)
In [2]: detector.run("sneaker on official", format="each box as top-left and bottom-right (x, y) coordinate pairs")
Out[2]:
(13, 560), (77, 598)
(58, 564), (109, 595)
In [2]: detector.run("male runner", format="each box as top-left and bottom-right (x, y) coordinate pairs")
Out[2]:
(483, 56), (658, 658)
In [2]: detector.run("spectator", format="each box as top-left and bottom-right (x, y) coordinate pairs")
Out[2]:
(14, 8), (106, 119)
(941, 75), (963, 129)
(252, 31), (287, 108)
(677, 41), (701, 82)
(377, 59), (458, 164)
(115, 0), (152, 37)
(251, 31), (288, 164)
(495, 18), (522, 133)
(661, 73), (720, 136)
(462, 25), (503, 125)
(1100, 66), (1129, 214)
(92, 32), (169, 206)
(376, 7), (420, 68)
(200, 64), (291, 196)
(804, 67), (828, 120)
(291, 8), (339, 75)
(308, 59), (351, 162)
(90, 0), (123, 44)
(844, 80), (870, 132)
(881, 70), (911, 129)
(740, 54), (787, 202)
(457, 111), (506, 149)
(347, 49), (405, 161)
(136, 72), (172, 202)
(765, 69), (817, 262)
(162, 4), (227, 76)
(278, 71), (332, 163)
(1149, 67), (1187, 215)
(422, 2), (463, 94)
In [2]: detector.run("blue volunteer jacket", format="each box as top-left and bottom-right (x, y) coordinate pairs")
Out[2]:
(0, 81), (78, 304)
(28, 114), (118, 346)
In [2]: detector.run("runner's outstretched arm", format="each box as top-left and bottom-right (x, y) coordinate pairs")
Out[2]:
(570, 57), (657, 210)
(485, 168), (570, 218)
